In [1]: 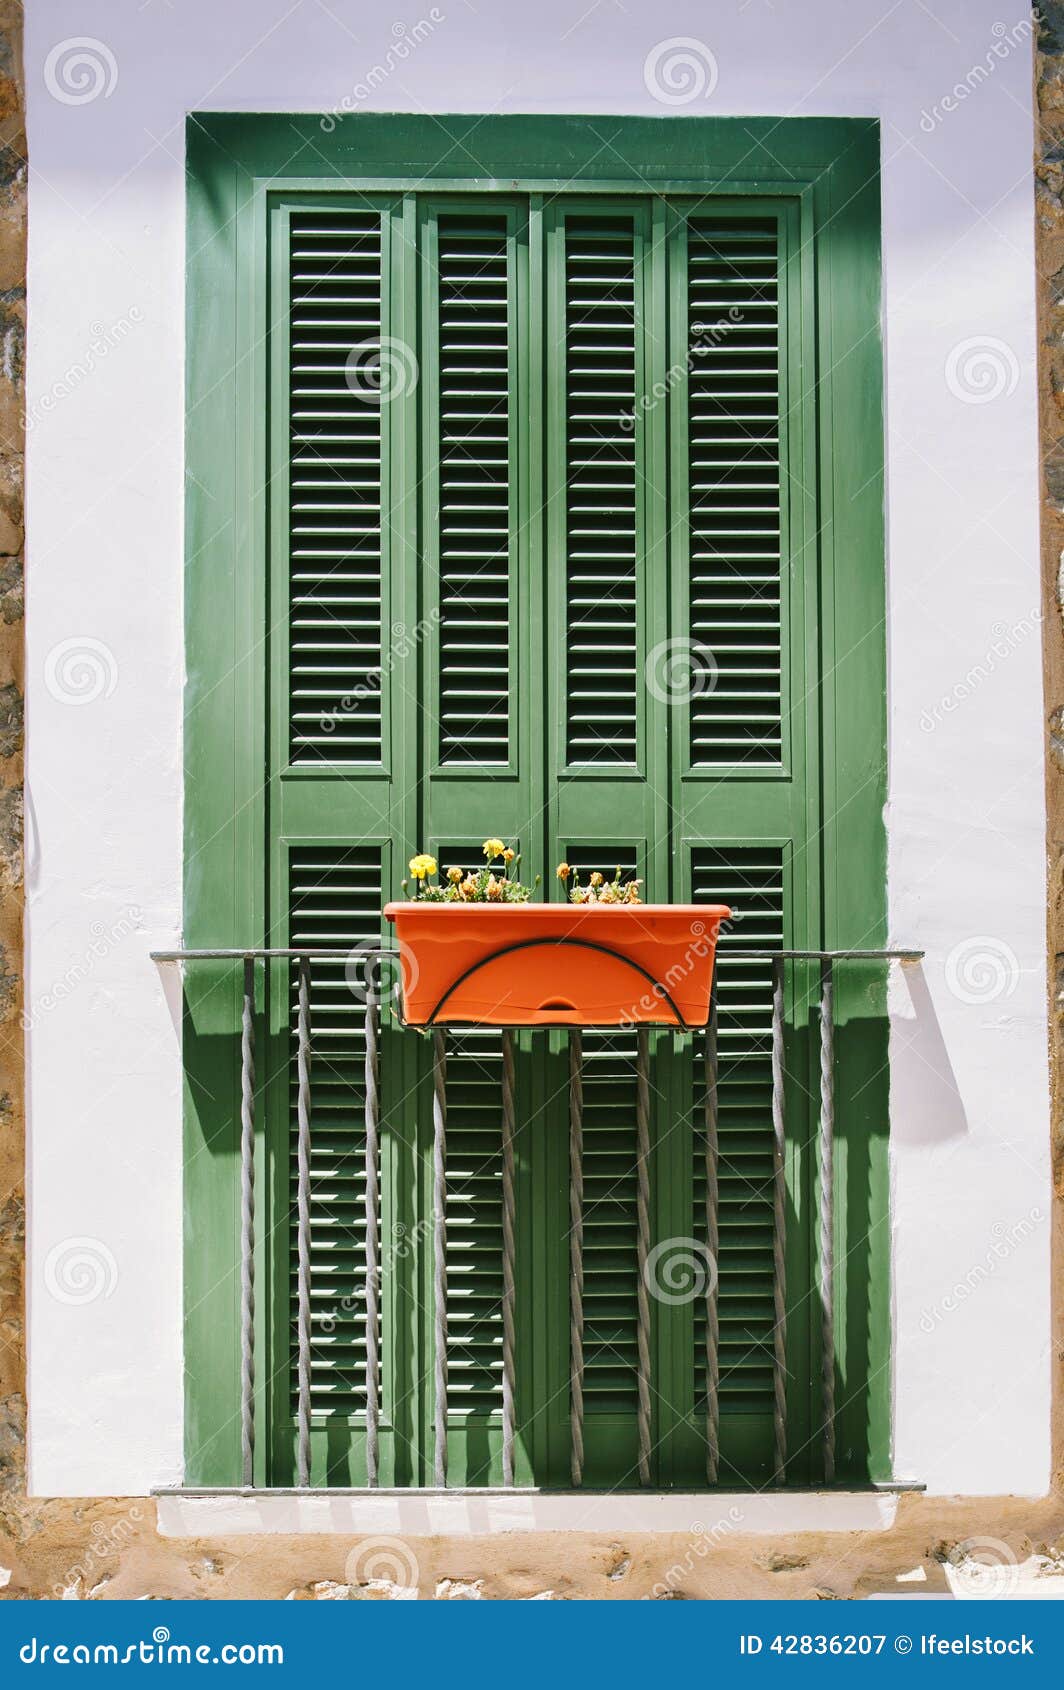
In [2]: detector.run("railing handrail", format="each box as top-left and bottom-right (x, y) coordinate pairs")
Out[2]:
(151, 945), (924, 962)
(151, 947), (400, 960)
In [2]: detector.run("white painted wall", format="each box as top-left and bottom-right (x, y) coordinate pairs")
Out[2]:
(23, 0), (1050, 1497)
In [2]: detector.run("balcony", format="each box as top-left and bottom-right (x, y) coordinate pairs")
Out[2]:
(152, 941), (922, 1505)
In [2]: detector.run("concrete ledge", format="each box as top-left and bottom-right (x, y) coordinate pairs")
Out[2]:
(154, 1488), (900, 1538)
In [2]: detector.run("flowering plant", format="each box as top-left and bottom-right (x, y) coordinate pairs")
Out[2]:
(401, 840), (644, 905)
(556, 862), (643, 905)
(402, 839), (540, 903)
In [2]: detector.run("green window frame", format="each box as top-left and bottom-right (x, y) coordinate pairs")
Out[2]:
(182, 114), (888, 1490)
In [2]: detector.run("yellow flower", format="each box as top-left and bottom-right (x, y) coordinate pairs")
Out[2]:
(485, 873), (502, 900)
(482, 837), (506, 860)
(447, 866), (463, 883)
(460, 875), (477, 899)
(408, 853), (437, 881)
(503, 847), (515, 863)
(556, 862), (570, 880)
(590, 871), (604, 888)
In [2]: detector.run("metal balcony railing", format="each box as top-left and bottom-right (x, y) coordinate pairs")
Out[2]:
(152, 943), (923, 1493)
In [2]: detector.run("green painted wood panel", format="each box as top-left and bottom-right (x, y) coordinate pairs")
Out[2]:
(184, 113), (887, 1491)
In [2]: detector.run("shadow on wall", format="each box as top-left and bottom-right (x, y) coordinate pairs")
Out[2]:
(888, 962), (969, 1147)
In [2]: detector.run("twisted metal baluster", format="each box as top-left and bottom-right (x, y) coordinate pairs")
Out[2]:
(819, 959), (836, 1485)
(568, 1029), (584, 1488)
(363, 993), (380, 1487)
(770, 956), (788, 1486)
(501, 1029), (517, 1487)
(296, 956), (313, 1488)
(704, 979), (720, 1485)
(635, 1026), (652, 1486)
(432, 1029), (448, 1488)
(239, 956), (256, 1488)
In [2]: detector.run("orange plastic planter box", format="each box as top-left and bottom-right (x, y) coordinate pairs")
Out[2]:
(383, 902), (731, 1029)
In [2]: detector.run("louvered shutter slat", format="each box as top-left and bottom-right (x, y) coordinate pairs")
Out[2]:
(436, 216), (512, 765)
(288, 845), (383, 1415)
(692, 845), (785, 1414)
(562, 846), (643, 1413)
(564, 219), (638, 765)
(687, 218), (783, 766)
(289, 212), (384, 765)
(443, 1027), (505, 1409)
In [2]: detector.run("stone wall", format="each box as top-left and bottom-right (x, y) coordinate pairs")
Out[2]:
(0, 1), (1060, 1600)
(1, 1496), (1064, 1601)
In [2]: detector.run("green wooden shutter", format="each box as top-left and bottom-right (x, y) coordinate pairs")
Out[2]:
(266, 194), (416, 1487)
(187, 114), (888, 1495)
(667, 200), (816, 1483)
(265, 184), (823, 1489)
(418, 198), (531, 1486)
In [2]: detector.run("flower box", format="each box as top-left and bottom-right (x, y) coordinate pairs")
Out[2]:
(383, 902), (731, 1029)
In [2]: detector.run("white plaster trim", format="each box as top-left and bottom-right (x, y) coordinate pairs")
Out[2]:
(154, 1490), (900, 1537)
